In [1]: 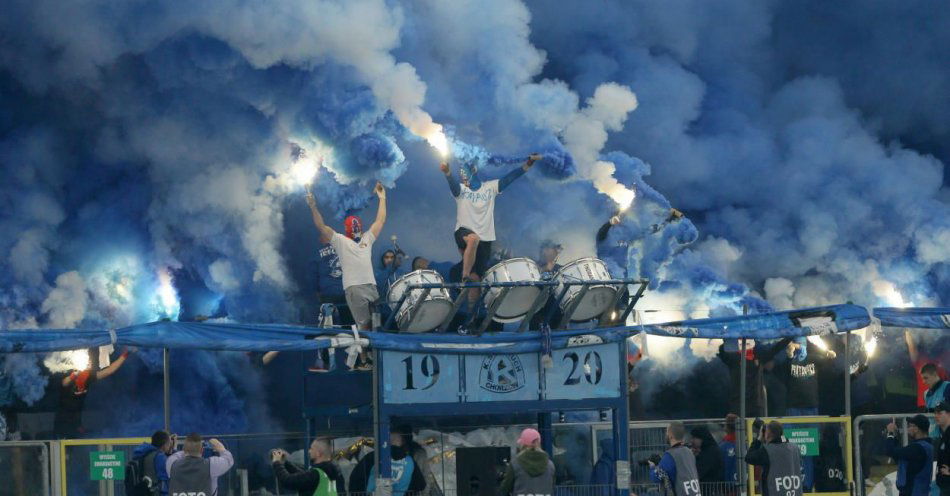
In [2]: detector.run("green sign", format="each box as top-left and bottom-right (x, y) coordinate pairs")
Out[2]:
(90, 450), (125, 481)
(785, 428), (820, 456)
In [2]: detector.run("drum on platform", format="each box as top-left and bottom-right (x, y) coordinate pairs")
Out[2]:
(554, 257), (617, 322)
(483, 257), (543, 323)
(387, 270), (453, 332)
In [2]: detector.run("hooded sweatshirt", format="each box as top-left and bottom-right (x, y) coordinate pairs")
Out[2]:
(590, 442), (616, 487)
(691, 426), (724, 484)
(500, 448), (555, 496)
(132, 443), (170, 496)
(272, 459), (346, 496)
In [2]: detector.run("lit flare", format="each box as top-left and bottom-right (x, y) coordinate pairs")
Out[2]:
(425, 129), (450, 158)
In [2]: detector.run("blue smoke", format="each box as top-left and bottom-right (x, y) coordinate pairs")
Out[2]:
(0, 0), (947, 435)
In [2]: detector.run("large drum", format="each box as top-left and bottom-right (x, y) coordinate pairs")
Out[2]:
(387, 270), (453, 333)
(555, 257), (617, 322)
(483, 258), (542, 322)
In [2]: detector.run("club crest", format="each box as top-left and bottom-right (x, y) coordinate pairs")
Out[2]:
(479, 354), (526, 393)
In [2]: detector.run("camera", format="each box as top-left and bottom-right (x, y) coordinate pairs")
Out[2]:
(637, 454), (663, 467)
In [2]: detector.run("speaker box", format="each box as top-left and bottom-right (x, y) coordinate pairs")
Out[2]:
(456, 446), (512, 496)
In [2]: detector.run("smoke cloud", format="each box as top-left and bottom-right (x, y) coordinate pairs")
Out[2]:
(0, 0), (947, 431)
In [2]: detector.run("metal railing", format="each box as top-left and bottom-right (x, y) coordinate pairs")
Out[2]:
(853, 413), (937, 496)
(0, 440), (52, 496)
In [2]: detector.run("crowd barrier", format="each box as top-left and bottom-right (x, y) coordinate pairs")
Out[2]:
(745, 416), (853, 496)
(0, 416), (873, 496)
(853, 413), (937, 496)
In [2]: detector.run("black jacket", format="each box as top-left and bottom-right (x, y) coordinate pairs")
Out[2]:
(348, 447), (426, 495)
(937, 426), (950, 492)
(273, 459), (346, 496)
(691, 426), (724, 483)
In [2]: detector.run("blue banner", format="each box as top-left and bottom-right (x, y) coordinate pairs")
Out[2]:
(874, 307), (950, 329)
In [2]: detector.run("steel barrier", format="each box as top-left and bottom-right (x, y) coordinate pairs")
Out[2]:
(0, 440), (52, 496)
(853, 413), (936, 496)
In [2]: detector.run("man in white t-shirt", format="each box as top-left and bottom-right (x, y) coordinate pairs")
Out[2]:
(306, 182), (387, 329)
(440, 154), (540, 281)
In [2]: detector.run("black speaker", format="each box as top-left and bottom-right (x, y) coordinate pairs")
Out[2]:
(456, 446), (512, 496)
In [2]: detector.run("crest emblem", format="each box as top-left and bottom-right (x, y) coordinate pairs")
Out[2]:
(479, 354), (526, 393)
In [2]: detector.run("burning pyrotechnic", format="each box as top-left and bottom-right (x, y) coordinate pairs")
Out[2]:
(807, 335), (830, 351)
(873, 281), (913, 308)
(291, 157), (319, 186)
(155, 268), (180, 320)
(425, 128), (450, 158)
(864, 336), (878, 357)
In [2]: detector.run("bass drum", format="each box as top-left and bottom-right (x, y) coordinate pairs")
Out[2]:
(483, 258), (542, 323)
(555, 257), (617, 322)
(387, 270), (453, 333)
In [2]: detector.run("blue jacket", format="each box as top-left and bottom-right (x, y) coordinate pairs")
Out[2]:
(650, 450), (678, 486)
(719, 438), (738, 484)
(886, 437), (933, 496)
(590, 442), (616, 488)
(132, 443), (170, 495)
(925, 381), (950, 410)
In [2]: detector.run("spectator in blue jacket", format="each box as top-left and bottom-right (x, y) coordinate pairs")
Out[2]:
(132, 431), (176, 496)
(885, 415), (934, 496)
(590, 441), (615, 493)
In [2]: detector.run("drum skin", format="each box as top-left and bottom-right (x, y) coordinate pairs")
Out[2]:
(483, 258), (542, 323)
(555, 258), (617, 322)
(387, 270), (453, 332)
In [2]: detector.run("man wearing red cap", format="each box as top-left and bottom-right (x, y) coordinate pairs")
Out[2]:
(500, 427), (555, 496)
(307, 182), (387, 330)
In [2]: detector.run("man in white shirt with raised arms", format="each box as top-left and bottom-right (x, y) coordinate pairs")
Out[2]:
(306, 182), (387, 330)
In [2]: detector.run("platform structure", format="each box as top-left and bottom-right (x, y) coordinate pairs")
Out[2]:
(302, 277), (649, 496)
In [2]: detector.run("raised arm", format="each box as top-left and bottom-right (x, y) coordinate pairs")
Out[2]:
(369, 182), (386, 239)
(440, 162), (460, 197)
(597, 215), (621, 243)
(306, 190), (335, 243)
(498, 154), (540, 192)
(96, 348), (131, 380)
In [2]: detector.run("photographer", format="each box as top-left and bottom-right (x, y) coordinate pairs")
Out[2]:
(884, 415), (934, 496)
(650, 421), (701, 496)
(745, 420), (802, 496)
(271, 438), (346, 496)
(166, 434), (233, 495)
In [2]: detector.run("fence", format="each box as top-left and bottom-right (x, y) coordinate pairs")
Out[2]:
(853, 413), (937, 496)
(3, 418), (750, 496)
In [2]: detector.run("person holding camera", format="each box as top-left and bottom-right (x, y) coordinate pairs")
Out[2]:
(884, 415), (934, 496)
(745, 420), (802, 496)
(650, 421), (701, 496)
(271, 438), (346, 496)
(166, 434), (233, 496)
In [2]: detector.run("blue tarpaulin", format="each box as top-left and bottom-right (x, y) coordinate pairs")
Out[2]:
(874, 307), (950, 329)
(639, 304), (871, 339)
(0, 304), (873, 353)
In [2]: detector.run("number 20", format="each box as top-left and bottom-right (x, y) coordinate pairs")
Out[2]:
(563, 351), (602, 385)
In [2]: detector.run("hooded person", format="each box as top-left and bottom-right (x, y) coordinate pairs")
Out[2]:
(500, 428), (555, 496)
(306, 182), (388, 330)
(131, 431), (176, 496)
(690, 426), (725, 487)
(392, 424), (443, 496)
(589, 441), (616, 495)
(440, 154), (540, 282)
(54, 347), (132, 438)
(813, 425), (846, 492)
(270, 438), (346, 496)
(363, 441), (426, 496)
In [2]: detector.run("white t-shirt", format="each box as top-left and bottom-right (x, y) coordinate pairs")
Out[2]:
(330, 231), (377, 289)
(454, 179), (500, 241)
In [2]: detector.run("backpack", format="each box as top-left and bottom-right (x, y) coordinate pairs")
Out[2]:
(124, 451), (159, 496)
